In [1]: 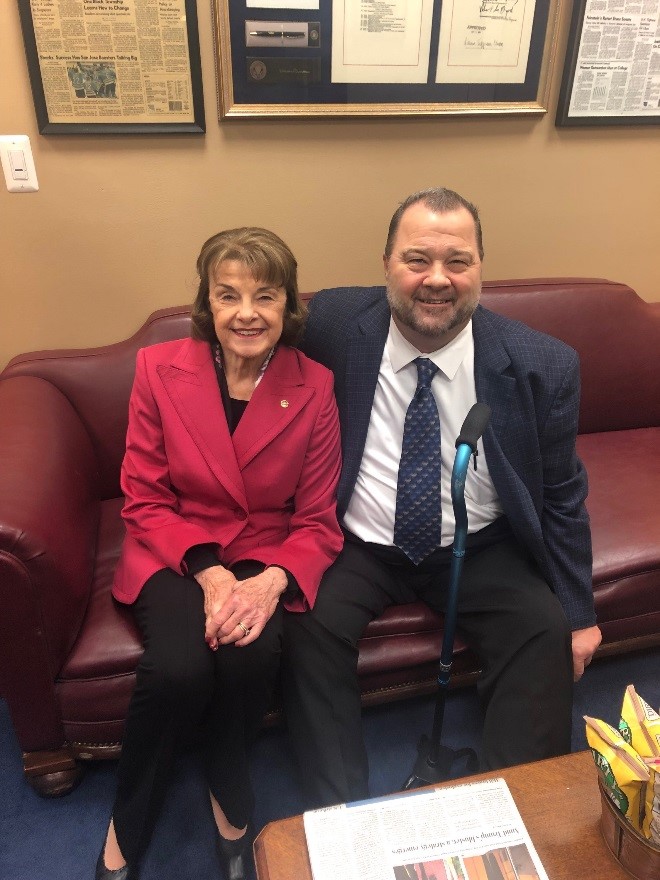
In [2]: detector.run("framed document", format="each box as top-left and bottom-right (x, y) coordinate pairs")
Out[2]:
(213, 0), (564, 118)
(556, 0), (660, 126)
(17, 0), (205, 134)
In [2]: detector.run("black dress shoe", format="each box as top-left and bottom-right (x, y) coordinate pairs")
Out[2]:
(95, 843), (131, 880)
(215, 824), (253, 880)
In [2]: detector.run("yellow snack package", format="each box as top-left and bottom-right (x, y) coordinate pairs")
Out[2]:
(642, 758), (660, 844)
(585, 715), (650, 832)
(619, 684), (660, 758)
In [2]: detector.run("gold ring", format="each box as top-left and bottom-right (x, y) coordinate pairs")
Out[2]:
(238, 621), (251, 636)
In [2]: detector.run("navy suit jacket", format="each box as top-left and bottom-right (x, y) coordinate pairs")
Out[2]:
(301, 286), (595, 630)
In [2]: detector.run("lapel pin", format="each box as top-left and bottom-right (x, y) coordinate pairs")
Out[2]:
(280, 399), (289, 408)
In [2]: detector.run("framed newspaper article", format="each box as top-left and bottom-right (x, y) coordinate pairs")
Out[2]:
(213, 0), (564, 118)
(556, 0), (660, 126)
(17, 0), (205, 134)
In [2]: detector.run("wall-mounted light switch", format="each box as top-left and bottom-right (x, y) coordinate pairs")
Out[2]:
(0, 135), (39, 192)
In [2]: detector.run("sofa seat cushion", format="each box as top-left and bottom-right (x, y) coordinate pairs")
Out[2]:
(55, 498), (480, 735)
(52, 424), (660, 746)
(577, 428), (660, 642)
(357, 604), (479, 702)
(56, 497), (139, 747)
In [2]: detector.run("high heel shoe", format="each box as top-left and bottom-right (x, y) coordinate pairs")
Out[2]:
(94, 842), (131, 880)
(215, 823), (253, 880)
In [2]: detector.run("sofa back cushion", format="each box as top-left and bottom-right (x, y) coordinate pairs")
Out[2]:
(480, 278), (660, 435)
(1, 306), (191, 499)
(2, 278), (659, 498)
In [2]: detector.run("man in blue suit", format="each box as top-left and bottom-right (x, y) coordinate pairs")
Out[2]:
(283, 187), (602, 807)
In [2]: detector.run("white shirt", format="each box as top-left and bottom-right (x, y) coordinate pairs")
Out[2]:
(342, 317), (503, 548)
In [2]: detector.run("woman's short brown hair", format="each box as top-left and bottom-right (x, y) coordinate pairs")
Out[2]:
(190, 227), (306, 346)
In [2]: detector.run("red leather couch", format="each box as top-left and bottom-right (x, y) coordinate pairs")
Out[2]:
(1, 278), (659, 797)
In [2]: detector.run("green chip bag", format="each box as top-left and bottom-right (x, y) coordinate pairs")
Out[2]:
(619, 684), (660, 758)
(585, 714), (650, 832)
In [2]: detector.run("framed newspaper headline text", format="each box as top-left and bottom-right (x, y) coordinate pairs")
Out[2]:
(213, 0), (564, 119)
(556, 0), (660, 126)
(17, 0), (205, 134)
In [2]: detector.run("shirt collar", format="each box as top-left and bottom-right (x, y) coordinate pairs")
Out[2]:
(387, 317), (473, 381)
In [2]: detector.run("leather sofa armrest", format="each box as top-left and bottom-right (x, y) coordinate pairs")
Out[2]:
(0, 375), (100, 749)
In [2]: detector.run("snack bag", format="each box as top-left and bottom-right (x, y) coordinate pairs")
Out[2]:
(642, 758), (660, 845)
(585, 715), (650, 832)
(619, 684), (660, 758)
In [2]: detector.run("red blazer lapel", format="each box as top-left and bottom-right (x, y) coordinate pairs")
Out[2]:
(232, 346), (314, 469)
(157, 339), (248, 510)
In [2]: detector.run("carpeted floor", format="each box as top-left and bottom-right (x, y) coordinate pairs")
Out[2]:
(1, 647), (658, 880)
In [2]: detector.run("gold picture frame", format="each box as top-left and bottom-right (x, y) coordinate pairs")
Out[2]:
(213, 0), (563, 119)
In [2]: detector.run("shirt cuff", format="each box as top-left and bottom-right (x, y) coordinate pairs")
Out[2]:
(184, 544), (220, 576)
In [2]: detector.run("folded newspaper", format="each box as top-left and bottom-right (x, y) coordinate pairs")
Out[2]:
(304, 777), (548, 880)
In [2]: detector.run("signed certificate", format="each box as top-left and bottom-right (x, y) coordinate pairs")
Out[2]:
(436, 0), (537, 84)
(331, 0), (434, 83)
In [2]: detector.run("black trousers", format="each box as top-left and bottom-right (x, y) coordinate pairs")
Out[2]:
(112, 561), (282, 866)
(282, 532), (573, 808)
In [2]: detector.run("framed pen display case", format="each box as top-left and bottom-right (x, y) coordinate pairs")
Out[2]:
(213, 0), (564, 118)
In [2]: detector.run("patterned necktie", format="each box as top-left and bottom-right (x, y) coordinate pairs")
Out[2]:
(394, 357), (442, 564)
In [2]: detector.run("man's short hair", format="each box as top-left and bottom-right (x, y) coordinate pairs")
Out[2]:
(384, 187), (484, 260)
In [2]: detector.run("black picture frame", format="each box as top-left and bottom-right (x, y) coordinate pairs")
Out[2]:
(17, 0), (205, 134)
(213, 0), (564, 119)
(556, 0), (660, 127)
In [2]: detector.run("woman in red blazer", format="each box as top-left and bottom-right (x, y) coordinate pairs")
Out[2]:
(97, 228), (343, 880)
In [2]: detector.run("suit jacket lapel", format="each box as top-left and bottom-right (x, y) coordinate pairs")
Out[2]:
(338, 297), (390, 511)
(473, 306), (515, 442)
(157, 339), (247, 509)
(345, 300), (390, 436)
(473, 306), (533, 509)
(231, 347), (313, 469)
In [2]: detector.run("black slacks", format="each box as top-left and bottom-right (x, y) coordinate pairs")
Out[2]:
(112, 561), (282, 866)
(282, 533), (573, 808)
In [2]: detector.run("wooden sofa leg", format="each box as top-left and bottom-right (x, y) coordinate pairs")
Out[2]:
(23, 748), (84, 797)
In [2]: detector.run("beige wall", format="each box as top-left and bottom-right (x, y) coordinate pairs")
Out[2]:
(1, 1), (658, 368)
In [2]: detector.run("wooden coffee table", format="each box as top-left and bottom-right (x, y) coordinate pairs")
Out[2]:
(253, 750), (629, 880)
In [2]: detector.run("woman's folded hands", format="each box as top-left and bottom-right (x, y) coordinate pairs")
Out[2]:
(195, 565), (288, 648)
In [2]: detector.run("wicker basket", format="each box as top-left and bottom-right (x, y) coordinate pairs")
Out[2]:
(599, 780), (660, 880)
